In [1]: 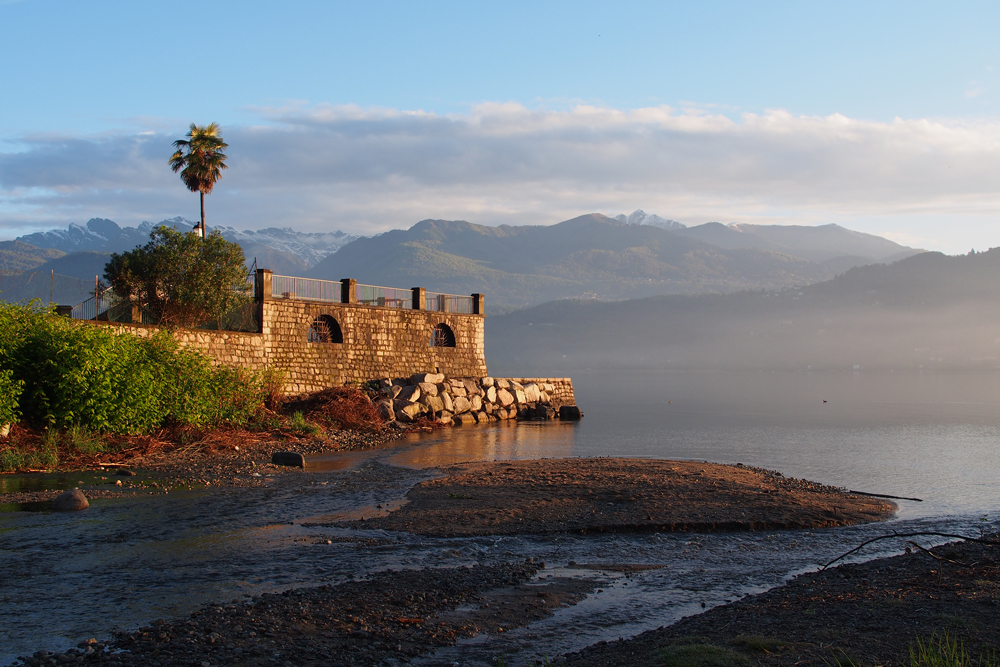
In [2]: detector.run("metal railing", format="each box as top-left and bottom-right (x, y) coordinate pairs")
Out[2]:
(425, 291), (475, 314)
(70, 287), (117, 321)
(356, 283), (412, 309)
(272, 275), (341, 302)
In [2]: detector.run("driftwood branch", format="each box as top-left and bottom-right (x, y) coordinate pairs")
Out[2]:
(848, 490), (923, 502)
(821, 532), (998, 570)
(906, 540), (966, 566)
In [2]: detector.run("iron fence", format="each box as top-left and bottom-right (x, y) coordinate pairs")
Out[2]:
(425, 291), (475, 314)
(271, 275), (342, 302)
(356, 283), (413, 309)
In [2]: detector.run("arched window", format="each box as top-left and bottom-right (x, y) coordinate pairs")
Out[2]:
(308, 315), (343, 343)
(430, 323), (456, 348)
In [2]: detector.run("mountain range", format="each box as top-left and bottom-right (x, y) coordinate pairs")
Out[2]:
(486, 248), (1000, 374)
(305, 214), (919, 311)
(3, 211), (920, 311)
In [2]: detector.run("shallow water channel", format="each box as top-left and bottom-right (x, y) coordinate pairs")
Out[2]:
(3, 370), (1000, 665)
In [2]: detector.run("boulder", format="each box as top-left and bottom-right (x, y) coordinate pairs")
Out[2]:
(451, 386), (467, 398)
(510, 381), (524, 391)
(559, 405), (583, 420)
(453, 396), (472, 414)
(453, 413), (476, 426)
(420, 394), (445, 413)
(481, 376), (495, 388)
(52, 488), (88, 511)
(441, 392), (454, 413)
(436, 410), (454, 424)
(462, 379), (481, 396)
(496, 379), (510, 389)
(376, 400), (395, 421)
(412, 372), (445, 384)
(485, 386), (497, 403)
(497, 388), (515, 407)
(514, 389), (527, 404)
(272, 451), (305, 467)
(542, 383), (555, 392)
(474, 411), (488, 423)
(484, 402), (494, 413)
(396, 402), (427, 422)
(397, 385), (421, 403)
(539, 391), (550, 404)
(417, 382), (439, 396)
(436, 382), (449, 395)
(523, 384), (541, 403)
(0, 423), (9, 437)
(470, 394), (483, 412)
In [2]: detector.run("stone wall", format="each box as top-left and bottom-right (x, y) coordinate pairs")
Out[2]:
(84, 292), (486, 395)
(261, 297), (485, 393)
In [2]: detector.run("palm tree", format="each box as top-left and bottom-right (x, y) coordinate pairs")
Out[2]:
(169, 123), (228, 239)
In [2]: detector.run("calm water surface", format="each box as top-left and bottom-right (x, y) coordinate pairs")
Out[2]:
(2, 370), (999, 664)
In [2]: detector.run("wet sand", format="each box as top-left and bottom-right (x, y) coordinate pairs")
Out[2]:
(343, 458), (897, 536)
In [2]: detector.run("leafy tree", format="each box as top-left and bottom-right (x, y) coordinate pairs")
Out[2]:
(169, 122), (228, 237)
(104, 226), (252, 326)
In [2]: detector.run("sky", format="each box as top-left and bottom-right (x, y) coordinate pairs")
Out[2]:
(1, 0), (1000, 253)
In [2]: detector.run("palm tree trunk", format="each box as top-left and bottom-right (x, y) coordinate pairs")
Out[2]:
(199, 191), (206, 239)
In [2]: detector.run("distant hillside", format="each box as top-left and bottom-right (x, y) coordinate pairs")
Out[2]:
(487, 248), (1000, 374)
(33, 251), (113, 281)
(308, 215), (920, 311)
(15, 217), (358, 273)
(0, 241), (65, 272)
(676, 222), (919, 263)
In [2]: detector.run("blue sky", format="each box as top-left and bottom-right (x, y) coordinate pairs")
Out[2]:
(2, 0), (1000, 253)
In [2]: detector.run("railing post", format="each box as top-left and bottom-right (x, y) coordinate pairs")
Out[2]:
(55, 305), (73, 317)
(341, 278), (356, 305)
(411, 287), (425, 310)
(439, 294), (449, 313)
(256, 269), (272, 302)
(472, 293), (485, 315)
(255, 269), (272, 335)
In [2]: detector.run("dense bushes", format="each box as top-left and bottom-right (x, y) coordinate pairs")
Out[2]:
(0, 301), (267, 434)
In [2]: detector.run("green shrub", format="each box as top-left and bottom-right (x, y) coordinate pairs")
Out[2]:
(0, 368), (23, 427)
(0, 301), (267, 434)
(289, 411), (322, 436)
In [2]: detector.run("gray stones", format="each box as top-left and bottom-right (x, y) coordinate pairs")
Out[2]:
(272, 452), (306, 467)
(497, 388), (515, 407)
(379, 372), (578, 426)
(376, 400), (395, 421)
(397, 385), (420, 403)
(411, 372), (444, 384)
(52, 488), (88, 511)
(559, 405), (583, 420)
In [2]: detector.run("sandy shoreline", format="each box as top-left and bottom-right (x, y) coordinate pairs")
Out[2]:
(338, 458), (897, 536)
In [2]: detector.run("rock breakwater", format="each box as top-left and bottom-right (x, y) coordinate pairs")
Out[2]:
(374, 374), (578, 426)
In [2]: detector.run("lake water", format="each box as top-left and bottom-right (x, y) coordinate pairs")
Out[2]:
(2, 370), (999, 665)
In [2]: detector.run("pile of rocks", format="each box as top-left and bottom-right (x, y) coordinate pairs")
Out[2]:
(375, 374), (579, 425)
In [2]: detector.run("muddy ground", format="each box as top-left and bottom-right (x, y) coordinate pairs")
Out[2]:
(11, 561), (598, 667)
(0, 427), (403, 505)
(342, 458), (897, 537)
(565, 539), (1000, 667)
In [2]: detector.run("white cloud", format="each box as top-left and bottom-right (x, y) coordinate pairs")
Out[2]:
(3, 103), (1000, 253)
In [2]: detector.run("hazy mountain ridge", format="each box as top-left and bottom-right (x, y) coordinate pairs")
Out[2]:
(15, 217), (359, 275)
(487, 248), (1000, 374)
(308, 214), (920, 311)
